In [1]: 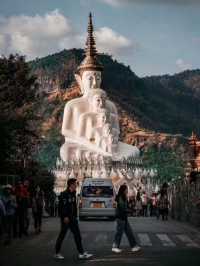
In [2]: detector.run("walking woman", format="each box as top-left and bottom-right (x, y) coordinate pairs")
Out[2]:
(135, 192), (143, 217)
(32, 185), (44, 234)
(157, 189), (169, 221)
(112, 184), (141, 253)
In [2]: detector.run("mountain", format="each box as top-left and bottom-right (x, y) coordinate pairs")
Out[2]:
(30, 48), (200, 139)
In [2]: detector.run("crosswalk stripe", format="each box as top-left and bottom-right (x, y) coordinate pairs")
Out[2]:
(83, 232), (199, 249)
(156, 234), (176, 246)
(138, 233), (152, 246)
(94, 233), (108, 243)
(176, 234), (200, 248)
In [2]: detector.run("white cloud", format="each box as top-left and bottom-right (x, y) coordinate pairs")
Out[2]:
(81, 0), (133, 7)
(97, 0), (200, 7)
(98, 0), (135, 7)
(95, 27), (135, 57)
(176, 58), (192, 71)
(0, 10), (81, 59)
(0, 10), (135, 61)
(99, 0), (123, 7)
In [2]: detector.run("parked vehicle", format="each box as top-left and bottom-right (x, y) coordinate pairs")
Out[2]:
(79, 178), (116, 220)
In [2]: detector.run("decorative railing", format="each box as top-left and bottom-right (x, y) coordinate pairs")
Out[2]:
(168, 177), (200, 227)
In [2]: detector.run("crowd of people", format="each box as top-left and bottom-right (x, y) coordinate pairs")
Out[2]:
(127, 185), (169, 220)
(0, 181), (44, 245)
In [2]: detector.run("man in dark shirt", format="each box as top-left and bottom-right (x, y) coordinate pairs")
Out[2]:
(54, 178), (92, 260)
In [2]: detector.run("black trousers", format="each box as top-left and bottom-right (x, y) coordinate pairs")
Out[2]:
(142, 205), (148, 217)
(4, 215), (14, 242)
(17, 206), (26, 237)
(113, 218), (137, 248)
(33, 211), (42, 230)
(55, 218), (84, 254)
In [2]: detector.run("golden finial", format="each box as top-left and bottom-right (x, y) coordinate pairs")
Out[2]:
(85, 12), (97, 57)
(78, 13), (103, 74)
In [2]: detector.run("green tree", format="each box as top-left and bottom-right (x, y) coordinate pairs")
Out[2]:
(0, 54), (56, 196)
(36, 128), (62, 169)
(143, 145), (185, 184)
(24, 160), (55, 199)
(0, 54), (38, 171)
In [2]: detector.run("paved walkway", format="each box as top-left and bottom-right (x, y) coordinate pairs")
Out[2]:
(0, 217), (200, 266)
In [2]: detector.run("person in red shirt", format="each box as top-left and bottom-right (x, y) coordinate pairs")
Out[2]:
(22, 180), (30, 234)
(14, 180), (30, 237)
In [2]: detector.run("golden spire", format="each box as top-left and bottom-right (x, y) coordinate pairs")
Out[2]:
(85, 12), (97, 58)
(78, 13), (103, 74)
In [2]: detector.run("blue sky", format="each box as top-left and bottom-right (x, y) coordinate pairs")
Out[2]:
(0, 0), (200, 77)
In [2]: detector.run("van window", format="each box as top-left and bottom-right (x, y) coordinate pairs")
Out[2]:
(82, 186), (113, 198)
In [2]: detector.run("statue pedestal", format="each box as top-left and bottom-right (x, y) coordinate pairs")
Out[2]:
(60, 140), (140, 162)
(112, 142), (140, 160)
(60, 141), (111, 161)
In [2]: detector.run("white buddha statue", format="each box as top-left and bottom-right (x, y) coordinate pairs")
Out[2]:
(61, 71), (102, 142)
(77, 89), (107, 139)
(90, 109), (111, 147)
(60, 13), (140, 162)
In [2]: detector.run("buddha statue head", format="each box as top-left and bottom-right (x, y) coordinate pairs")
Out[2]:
(88, 88), (107, 112)
(75, 70), (102, 95)
(97, 108), (110, 127)
(75, 13), (103, 96)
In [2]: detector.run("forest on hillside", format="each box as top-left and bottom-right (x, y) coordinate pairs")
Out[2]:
(30, 49), (200, 136)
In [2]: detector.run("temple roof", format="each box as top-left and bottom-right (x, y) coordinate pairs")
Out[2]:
(189, 131), (199, 145)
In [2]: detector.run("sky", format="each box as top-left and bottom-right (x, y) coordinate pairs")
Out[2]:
(0, 0), (200, 77)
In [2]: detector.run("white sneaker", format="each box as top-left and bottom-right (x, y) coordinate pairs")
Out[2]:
(54, 253), (64, 259)
(78, 252), (93, 259)
(112, 247), (122, 253)
(131, 245), (141, 252)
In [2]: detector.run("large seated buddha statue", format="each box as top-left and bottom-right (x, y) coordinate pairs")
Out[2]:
(60, 13), (139, 162)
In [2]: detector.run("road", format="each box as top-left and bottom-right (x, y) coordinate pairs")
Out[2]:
(1, 217), (200, 266)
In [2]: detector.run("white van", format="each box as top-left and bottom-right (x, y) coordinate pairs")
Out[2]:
(79, 178), (116, 220)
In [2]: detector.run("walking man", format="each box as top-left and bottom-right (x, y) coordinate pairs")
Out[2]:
(32, 185), (44, 234)
(54, 178), (92, 260)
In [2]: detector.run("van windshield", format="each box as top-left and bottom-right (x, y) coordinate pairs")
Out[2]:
(82, 186), (113, 198)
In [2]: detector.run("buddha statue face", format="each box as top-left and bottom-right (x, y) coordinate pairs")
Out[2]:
(97, 109), (109, 127)
(75, 70), (102, 95)
(92, 95), (104, 111)
(88, 89), (106, 112)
